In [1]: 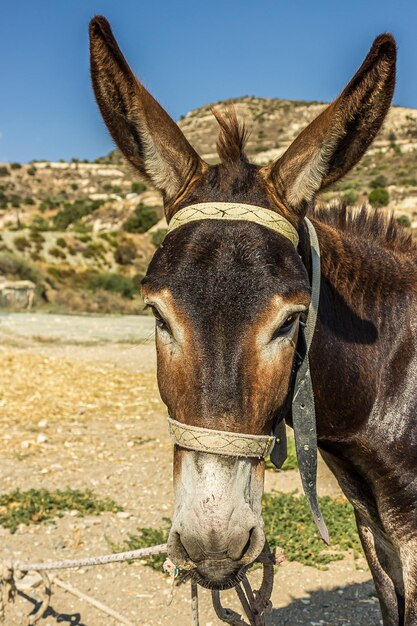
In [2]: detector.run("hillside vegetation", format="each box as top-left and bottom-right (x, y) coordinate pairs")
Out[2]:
(1, 97), (416, 312)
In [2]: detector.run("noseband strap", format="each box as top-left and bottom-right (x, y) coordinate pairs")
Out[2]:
(167, 417), (276, 459)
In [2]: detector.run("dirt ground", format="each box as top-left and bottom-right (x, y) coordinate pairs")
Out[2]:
(0, 313), (382, 626)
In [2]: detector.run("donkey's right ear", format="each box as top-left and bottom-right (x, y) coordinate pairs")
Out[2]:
(261, 34), (396, 225)
(89, 16), (207, 206)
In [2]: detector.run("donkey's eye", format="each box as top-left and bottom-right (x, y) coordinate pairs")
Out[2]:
(271, 314), (298, 340)
(149, 306), (171, 334)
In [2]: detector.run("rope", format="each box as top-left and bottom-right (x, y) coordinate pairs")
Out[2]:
(15, 543), (168, 573)
(0, 542), (280, 626)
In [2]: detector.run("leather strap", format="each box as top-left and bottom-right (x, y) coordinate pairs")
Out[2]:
(292, 331), (329, 544)
(270, 217), (329, 544)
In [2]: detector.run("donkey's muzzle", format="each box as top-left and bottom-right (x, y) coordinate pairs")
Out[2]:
(168, 515), (266, 588)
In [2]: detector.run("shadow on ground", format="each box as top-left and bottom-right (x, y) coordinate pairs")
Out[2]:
(19, 591), (87, 626)
(269, 580), (381, 626)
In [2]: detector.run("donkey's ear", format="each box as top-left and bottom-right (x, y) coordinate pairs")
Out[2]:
(89, 16), (206, 205)
(262, 34), (396, 220)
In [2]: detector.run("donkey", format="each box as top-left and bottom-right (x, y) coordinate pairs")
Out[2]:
(89, 16), (417, 625)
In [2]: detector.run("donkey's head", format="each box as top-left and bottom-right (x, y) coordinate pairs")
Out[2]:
(90, 16), (395, 588)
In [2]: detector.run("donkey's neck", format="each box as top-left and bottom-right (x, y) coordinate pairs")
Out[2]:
(306, 217), (417, 442)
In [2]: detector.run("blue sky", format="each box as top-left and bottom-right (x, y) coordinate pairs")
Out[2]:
(0, 0), (416, 162)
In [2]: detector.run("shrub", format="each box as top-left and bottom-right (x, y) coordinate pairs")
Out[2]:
(30, 215), (50, 232)
(368, 187), (389, 208)
(82, 242), (106, 259)
(370, 175), (388, 189)
(87, 272), (136, 298)
(56, 237), (67, 248)
(13, 236), (30, 252)
(262, 492), (361, 568)
(131, 181), (147, 193)
(29, 230), (45, 243)
(10, 162), (22, 170)
(151, 228), (167, 247)
(81, 247), (96, 259)
(0, 166), (9, 177)
(49, 247), (66, 259)
(53, 198), (103, 230)
(24, 197), (35, 205)
(73, 221), (92, 235)
(39, 196), (62, 212)
(99, 232), (118, 247)
(114, 241), (137, 265)
(0, 488), (121, 534)
(70, 183), (78, 190)
(396, 214), (411, 228)
(388, 130), (396, 145)
(47, 266), (63, 280)
(109, 520), (169, 571)
(77, 234), (92, 243)
(0, 252), (43, 285)
(27, 166), (36, 176)
(123, 203), (159, 233)
(400, 178), (417, 187)
(341, 190), (358, 206)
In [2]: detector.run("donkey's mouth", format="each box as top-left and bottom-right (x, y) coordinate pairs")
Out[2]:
(187, 559), (250, 590)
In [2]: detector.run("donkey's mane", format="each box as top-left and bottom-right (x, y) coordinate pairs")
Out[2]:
(212, 108), (249, 164)
(312, 204), (417, 258)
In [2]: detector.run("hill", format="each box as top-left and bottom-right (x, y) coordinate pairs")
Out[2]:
(0, 96), (416, 312)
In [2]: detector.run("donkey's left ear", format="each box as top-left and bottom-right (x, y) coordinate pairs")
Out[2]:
(89, 16), (207, 206)
(262, 34), (396, 221)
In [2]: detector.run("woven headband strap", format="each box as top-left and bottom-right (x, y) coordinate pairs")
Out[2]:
(167, 202), (299, 247)
(167, 416), (276, 459)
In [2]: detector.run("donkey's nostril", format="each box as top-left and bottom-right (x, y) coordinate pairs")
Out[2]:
(168, 531), (195, 567)
(227, 525), (256, 562)
(241, 527), (255, 559)
(172, 531), (206, 565)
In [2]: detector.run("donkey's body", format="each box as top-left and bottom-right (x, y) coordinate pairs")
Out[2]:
(89, 17), (417, 623)
(304, 210), (417, 624)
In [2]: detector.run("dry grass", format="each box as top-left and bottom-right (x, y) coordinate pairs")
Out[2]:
(0, 350), (164, 459)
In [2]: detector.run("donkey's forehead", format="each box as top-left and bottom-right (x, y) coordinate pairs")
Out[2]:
(177, 163), (276, 210)
(143, 219), (310, 320)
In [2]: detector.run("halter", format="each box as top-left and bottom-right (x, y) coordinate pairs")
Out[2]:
(165, 202), (329, 543)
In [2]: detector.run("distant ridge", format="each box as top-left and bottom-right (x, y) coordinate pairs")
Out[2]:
(101, 95), (417, 166)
